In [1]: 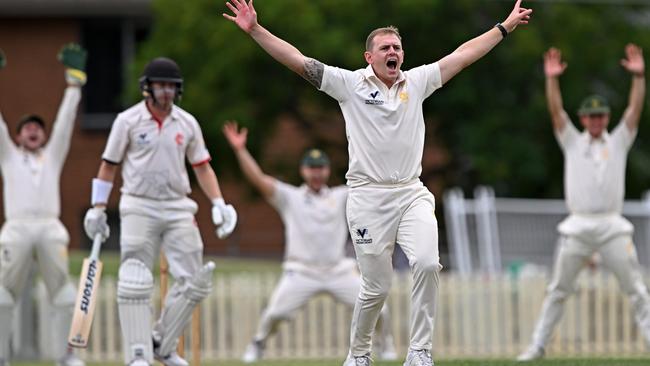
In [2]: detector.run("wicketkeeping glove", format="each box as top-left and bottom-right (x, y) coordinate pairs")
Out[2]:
(84, 207), (109, 241)
(0, 49), (5, 70)
(212, 198), (237, 239)
(58, 43), (87, 86)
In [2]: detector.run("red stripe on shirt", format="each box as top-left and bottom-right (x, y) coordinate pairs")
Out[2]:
(192, 157), (212, 167)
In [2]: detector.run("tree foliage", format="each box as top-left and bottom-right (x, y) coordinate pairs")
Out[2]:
(131, 0), (650, 198)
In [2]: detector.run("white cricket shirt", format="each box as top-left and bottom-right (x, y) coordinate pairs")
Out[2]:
(319, 63), (442, 187)
(102, 101), (211, 200)
(269, 181), (349, 267)
(556, 117), (636, 214)
(0, 87), (81, 220)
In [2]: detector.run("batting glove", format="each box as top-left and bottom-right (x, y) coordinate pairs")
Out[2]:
(84, 207), (109, 241)
(212, 198), (237, 239)
(58, 43), (87, 86)
(0, 49), (5, 70)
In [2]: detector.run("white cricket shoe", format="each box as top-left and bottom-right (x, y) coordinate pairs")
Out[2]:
(342, 353), (372, 366)
(242, 340), (264, 363)
(516, 345), (545, 362)
(154, 351), (188, 366)
(56, 353), (85, 366)
(403, 349), (434, 366)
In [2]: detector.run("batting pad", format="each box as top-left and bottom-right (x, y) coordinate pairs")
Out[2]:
(51, 283), (76, 359)
(155, 261), (214, 356)
(0, 286), (13, 361)
(118, 259), (154, 364)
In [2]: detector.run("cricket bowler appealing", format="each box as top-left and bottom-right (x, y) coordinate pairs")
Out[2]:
(0, 44), (87, 366)
(224, 0), (532, 365)
(83, 57), (237, 366)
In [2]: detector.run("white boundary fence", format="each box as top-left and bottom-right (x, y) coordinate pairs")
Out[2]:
(24, 271), (650, 362)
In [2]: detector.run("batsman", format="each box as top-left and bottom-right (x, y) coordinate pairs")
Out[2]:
(83, 57), (237, 366)
(0, 44), (87, 366)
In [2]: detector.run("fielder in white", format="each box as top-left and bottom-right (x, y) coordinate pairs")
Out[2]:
(0, 44), (87, 366)
(517, 45), (650, 361)
(223, 1), (533, 365)
(223, 122), (397, 362)
(83, 57), (237, 366)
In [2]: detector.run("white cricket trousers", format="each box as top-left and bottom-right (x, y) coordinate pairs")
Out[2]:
(0, 218), (75, 360)
(346, 181), (442, 355)
(530, 234), (650, 348)
(252, 261), (392, 346)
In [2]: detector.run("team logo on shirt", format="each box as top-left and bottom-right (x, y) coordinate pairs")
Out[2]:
(365, 90), (385, 105)
(175, 132), (184, 146)
(354, 228), (373, 245)
(136, 133), (151, 146)
(399, 92), (409, 102)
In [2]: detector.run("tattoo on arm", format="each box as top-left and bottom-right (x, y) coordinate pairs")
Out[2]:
(304, 58), (324, 88)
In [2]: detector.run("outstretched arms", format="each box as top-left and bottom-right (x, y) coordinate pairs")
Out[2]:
(544, 48), (569, 132)
(620, 44), (645, 131)
(223, 0), (325, 88)
(438, 0), (532, 85)
(223, 121), (276, 200)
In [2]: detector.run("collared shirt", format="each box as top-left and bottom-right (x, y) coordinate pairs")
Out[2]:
(319, 63), (442, 187)
(0, 87), (81, 220)
(556, 117), (636, 214)
(102, 101), (211, 200)
(268, 181), (349, 266)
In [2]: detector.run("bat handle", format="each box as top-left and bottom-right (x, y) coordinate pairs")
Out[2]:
(89, 234), (103, 261)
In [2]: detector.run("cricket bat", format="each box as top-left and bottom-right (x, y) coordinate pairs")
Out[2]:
(68, 234), (104, 348)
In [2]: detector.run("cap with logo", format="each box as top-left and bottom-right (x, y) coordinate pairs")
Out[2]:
(578, 94), (610, 116)
(301, 148), (330, 167)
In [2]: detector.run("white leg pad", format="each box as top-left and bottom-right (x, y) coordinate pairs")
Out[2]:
(155, 262), (214, 357)
(51, 283), (76, 360)
(0, 287), (14, 361)
(117, 259), (154, 365)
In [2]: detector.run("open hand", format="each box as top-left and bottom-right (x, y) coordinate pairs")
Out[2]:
(223, 121), (248, 151)
(621, 43), (644, 76)
(544, 48), (567, 78)
(502, 0), (533, 33)
(223, 0), (258, 34)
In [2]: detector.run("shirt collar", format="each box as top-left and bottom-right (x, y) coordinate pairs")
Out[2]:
(300, 183), (330, 197)
(138, 100), (180, 124)
(362, 65), (406, 86)
(581, 130), (610, 144)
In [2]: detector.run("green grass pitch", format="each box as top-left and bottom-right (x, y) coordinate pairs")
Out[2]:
(11, 359), (650, 366)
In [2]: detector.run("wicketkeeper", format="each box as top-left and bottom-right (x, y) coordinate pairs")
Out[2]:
(83, 57), (237, 366)
(0, 44), (87, 366)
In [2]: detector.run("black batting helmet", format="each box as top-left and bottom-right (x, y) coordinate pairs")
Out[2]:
(139, 57), (184, 100)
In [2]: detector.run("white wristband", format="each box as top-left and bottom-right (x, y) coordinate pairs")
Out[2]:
(211, 198), (225, 207)
(91, 178), (113, 205)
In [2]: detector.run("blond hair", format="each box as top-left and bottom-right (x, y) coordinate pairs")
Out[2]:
(365, 26), (401, 51)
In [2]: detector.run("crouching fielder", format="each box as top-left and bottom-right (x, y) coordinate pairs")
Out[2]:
(83, 57), (237, 366)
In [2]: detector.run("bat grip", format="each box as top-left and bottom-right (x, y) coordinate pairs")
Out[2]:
(89, 234), (103, 261)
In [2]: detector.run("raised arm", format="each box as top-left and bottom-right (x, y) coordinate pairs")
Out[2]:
(620, 44), (645, 131)
(438, 0), (532, 85)
(0, 49), (13, 159)
(544, 48), (569, 132)
(223, 0), (325, 88)
(223, 121), (276, 200)
(48, 43), (87, 160)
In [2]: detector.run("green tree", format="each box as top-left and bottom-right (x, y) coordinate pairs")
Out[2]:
(132, 0), (650, 199)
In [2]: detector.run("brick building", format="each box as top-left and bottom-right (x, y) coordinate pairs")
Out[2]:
(0, 0), (297, 259)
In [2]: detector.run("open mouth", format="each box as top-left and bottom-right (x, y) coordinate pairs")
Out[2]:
(387, 59), (397, 70)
